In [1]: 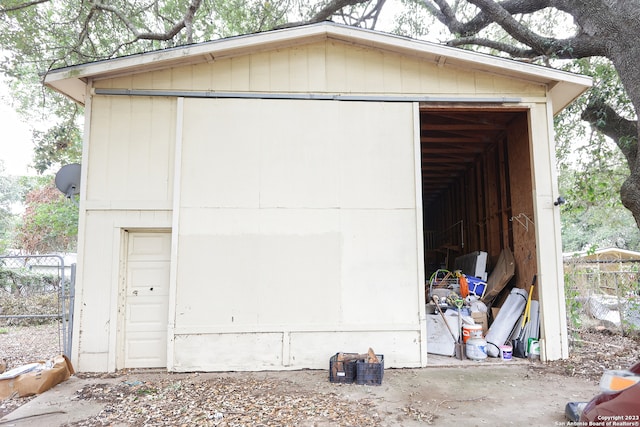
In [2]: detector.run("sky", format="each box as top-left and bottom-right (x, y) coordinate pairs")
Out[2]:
(0, 81), (36, 176)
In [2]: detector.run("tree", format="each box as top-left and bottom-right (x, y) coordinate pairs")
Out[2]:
(32, 121), (83, 174)
(414, 0), (640, 230)
(1, 0), (383, 172)
(3, 0), (640, 233)
(554, 57), (640, 250)
(557, 144), (640, 251)
(0, 0), (384, 84)
(13, 180), (78, 253)
(0, 161), (20, 253)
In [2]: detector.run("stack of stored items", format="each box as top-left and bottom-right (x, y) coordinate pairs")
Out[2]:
(426, 290), (488, 360)
(426, 248), (523, 361)
(485, 275), (540, 359)
(329, 348), (384, 385)
(428, 269), (460, 300)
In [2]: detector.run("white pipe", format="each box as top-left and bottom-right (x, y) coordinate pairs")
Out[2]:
(93, 88), (521, 104)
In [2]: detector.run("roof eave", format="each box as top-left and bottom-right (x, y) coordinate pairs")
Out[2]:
(44, 22), (592, 110)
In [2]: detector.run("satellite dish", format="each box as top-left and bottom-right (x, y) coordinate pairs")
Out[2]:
(55, 163), (81, 202)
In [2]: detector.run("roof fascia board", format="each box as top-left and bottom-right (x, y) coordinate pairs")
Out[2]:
(44, 21), (592, 108)
(44, 24), (331, 84)
(324, 24), (592, 90)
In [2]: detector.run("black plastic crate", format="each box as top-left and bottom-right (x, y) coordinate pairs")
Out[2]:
(329, 353), (358, 383)
(355, 354), (384, 385)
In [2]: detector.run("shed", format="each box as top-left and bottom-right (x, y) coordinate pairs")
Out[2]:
(564, 248), (640, 265)
(44, 22), (592, 372)
(564, 247), (640, 276)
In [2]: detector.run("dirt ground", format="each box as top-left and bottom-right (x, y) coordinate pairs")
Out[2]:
(0, 323), (638, 426)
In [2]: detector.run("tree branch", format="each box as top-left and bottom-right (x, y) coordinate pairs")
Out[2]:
(92, 0), (203, 43)
(277, 0), (372, 28)
(364, 0), (386, 28)
(446, 37), (538, 58)
(75, 6), (97, 57)
(0, 0), (50, 14)
(309, 0), (371, 23)
(456, 0), (554, 36)
(329, 0), (386, 28)
(421, 0), (555, 36)
(423, 0), (607, 58)
(581, 97), (638, 168)
(420, 0), (464, 33)
(466, 0), (570, 55)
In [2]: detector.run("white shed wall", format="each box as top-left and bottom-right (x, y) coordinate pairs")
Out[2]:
(85, 96), (176, 207)
(96, 41), (546, 100)
(528, 102), (570, 360)
(171, 98), (422, 370)
(70, 35), (579, 372)
(72, 95), (177, 371)
(74, 211), (172, 371)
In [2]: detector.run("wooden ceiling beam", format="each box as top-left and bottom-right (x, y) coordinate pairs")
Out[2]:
(420, 123), (505, 131)
(421, 137), (486, 143)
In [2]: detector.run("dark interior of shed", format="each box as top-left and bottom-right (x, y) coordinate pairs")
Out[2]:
(419, 105), (536, 295)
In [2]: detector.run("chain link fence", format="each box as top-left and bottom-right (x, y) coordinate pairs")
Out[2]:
(0, 255), (75, 357)
(564, 259), (640, 338)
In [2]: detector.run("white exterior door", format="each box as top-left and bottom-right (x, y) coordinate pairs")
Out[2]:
(121, 231), (171, 368)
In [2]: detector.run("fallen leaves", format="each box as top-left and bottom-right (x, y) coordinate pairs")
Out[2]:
(68, 375), (381, 426)
(2, 324), (640, 425)
(545, 328), (640, 382)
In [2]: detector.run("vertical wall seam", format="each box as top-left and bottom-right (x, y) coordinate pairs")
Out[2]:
(413, 102), (428, 367)
(167, 97), (184, 370)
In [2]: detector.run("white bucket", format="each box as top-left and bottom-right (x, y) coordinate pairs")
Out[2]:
(499, 345), (512, 360)
(465, 337), (487, 361)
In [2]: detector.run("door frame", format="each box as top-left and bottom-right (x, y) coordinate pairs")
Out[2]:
(115, 228), (172, 370)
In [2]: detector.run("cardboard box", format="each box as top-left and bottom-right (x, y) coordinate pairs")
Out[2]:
(471, 311), (489, 335)
(0, 355), (74, 399)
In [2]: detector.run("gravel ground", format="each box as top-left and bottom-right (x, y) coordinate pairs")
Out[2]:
(0, 322), (638, 426)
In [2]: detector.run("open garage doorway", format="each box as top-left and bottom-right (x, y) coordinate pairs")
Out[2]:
(419, 105), (538, 299)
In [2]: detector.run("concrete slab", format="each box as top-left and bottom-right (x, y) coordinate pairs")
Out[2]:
(0, 376), (117, 427)
(426, 352), (532, 366)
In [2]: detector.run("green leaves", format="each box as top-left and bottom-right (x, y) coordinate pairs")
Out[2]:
(554, 56), (640, 251)
(32, 122), (82, 174)
(0, 0), (297, 178)
(14, 181), (78, 253)
(0, 161), (21, 253)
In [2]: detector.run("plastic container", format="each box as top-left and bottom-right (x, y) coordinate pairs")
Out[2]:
(329, 353), (358, 383)
(462, 324), (483, 343)
(465, 337), (487, 361)
(466, 276), (487, 298)
(355, 354), (384, 385)
(527, 339), (540, 359)
(499, 345), (512, 360)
